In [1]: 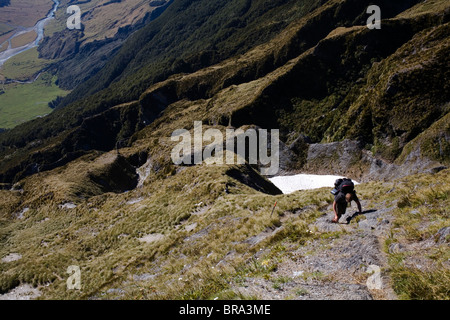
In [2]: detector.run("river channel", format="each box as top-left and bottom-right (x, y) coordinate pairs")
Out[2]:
(0, 0), (60, 67)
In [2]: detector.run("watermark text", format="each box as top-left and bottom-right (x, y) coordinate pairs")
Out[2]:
(67, 5), (82, 30)
(171, 121), (279, 175)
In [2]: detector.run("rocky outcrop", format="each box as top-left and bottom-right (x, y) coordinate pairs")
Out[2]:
(279, 138), (447, 182)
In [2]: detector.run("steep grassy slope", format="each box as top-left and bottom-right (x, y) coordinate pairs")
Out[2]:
(125, 0), (449, 180)
(0, 149), (448, 299)
(58, 0), (324, 104)
(0, 0), (448, 301)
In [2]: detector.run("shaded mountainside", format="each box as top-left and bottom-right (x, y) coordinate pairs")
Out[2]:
(57, 0), (324, 103)
(0, 0), (449, 300)
(0, 0), (448, 184)
(0, 0), (326, 182)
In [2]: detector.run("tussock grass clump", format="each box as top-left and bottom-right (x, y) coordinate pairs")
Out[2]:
(390, 264), (450, 300)
(353, 169), (450, 300)
(0, 154), (330, 299)
(1, 162), (448, 299)
(377, 169), (450, 300)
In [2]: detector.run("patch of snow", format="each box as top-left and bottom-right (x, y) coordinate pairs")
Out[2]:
(137, 158), (153, 188)
(269, 174), (359, 194)
(127, 197), (144, 205)
(59, 202), (77, 210)
(138, 233), (165, 244)
(0, 284), (41, 300)
(15, 207), (29, 219)
(293, 271), (304, 277)
(185, 223), (197, 232)
(1, 253), (22, 263)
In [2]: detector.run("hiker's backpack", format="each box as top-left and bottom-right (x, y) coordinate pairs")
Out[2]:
(331, 178), (354, 195)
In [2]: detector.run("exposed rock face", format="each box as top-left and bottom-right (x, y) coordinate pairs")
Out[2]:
(303, 139), (366, 177)
(283, 138), (446, 182)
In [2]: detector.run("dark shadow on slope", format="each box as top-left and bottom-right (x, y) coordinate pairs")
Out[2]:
(226, 164), (282, 195)
(345, 209), (377, 224)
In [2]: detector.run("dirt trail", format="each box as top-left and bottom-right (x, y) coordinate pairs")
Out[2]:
(232, 200), (398, 300)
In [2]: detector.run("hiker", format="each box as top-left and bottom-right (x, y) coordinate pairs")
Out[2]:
(331, 178), (362, 223)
